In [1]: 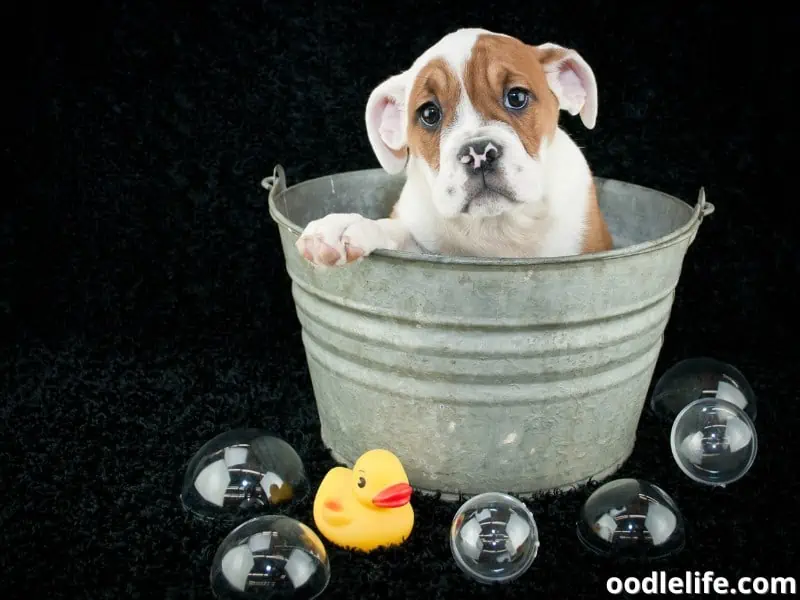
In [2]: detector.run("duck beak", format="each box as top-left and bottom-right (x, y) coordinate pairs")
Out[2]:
(372, 483), (413, 508)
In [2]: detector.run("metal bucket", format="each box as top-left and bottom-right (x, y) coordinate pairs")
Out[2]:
(267, 164), (714, 498)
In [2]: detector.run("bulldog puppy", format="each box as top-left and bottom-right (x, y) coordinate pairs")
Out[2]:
(295, 28), (613, 265)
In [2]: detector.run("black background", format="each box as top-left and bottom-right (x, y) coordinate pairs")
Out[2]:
(4, 1), (798, 598)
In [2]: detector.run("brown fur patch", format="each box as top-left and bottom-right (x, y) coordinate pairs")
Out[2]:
(406, 59), (461, 172)
(463, 34), (560, 157)
(581, 181), (613, 253)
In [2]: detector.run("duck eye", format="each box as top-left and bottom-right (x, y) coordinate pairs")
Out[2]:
(357, 477), (366, 488)
(418, 102), (442, 128)
(504, 87), (531, 110)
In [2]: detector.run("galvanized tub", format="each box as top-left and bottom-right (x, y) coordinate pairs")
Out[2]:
(266, 164), (714, 499)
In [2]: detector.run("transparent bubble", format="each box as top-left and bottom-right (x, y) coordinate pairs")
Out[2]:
(577, 478), (685, 560)
(211, 515), (330, 599)
(671, 397), (758, 486)
(181, 429), (309, 520)
(449, 492), (540, 585)
(650, 357), (757, 422)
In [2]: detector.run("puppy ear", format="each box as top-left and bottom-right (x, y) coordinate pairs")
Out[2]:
(365, 73), (409, 174)
(537, 43), (598, 129)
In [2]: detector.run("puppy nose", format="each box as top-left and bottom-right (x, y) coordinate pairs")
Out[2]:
(458, 139), (502, 172)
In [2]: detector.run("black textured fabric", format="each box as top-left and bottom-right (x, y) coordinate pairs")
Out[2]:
(4, 1), (798, 598)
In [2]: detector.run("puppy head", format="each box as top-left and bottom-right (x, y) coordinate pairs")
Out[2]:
(365, 29), (597, 218)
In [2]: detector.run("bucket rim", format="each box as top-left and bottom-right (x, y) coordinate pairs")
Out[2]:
(267, 166), (711, 266)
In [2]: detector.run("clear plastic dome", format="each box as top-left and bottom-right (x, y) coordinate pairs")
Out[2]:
(181, 429), (309, 520)
(449, 492), (540, 585)
(211, 515), (330, 599)
(671, 397), (758, 486)
(576, 478), (685, 560)
(650, 357), (757, 422)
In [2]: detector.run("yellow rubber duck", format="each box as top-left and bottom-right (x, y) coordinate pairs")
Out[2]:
(313, 449), (414, 552)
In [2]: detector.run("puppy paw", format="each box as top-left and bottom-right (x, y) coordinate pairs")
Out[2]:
(296, 214), (393, 266)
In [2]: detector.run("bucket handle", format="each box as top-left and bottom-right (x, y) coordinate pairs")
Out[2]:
(689, 187), (715, 245)
(696, 187), (715, 219)
(262, 164), (288, 203)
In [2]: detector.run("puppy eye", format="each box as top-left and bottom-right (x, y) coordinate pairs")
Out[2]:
(357, 477), (367, 488)
(418, 102), (442, 128)
(504, 88), (530, 110)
